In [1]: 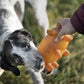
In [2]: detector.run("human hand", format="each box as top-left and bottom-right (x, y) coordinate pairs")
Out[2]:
(55, 18), (76, 42)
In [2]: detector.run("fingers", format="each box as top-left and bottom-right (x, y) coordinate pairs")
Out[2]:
(55, 18), (67, 42)
(55, 18), (76, 42)
(55, 29), (65, 42)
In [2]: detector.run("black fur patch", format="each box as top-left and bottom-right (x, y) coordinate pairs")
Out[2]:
(9, 29), (32, 47)
(0, 29), (33, 76)
(1, 40), (20, 76)
(1, 53), (20, 76)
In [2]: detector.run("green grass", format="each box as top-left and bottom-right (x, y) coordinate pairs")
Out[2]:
(0, 0), (84, 84)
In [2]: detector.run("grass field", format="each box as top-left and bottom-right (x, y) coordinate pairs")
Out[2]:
(0, 0), (84, 84)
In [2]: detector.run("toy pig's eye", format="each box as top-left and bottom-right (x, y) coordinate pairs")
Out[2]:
(26, 43), (30, 50)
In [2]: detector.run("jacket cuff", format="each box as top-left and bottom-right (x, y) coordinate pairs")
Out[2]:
(70, 4), (84, 34)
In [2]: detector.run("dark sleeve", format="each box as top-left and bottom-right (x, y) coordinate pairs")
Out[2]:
(70, 4), (84, 34)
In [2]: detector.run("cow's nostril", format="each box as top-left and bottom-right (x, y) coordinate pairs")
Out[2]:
(39, 61), (45, 72)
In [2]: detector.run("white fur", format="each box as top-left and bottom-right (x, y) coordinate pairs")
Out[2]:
(28, 68), (44, 84)
(25, 0), (49, 35)
(0, 0), (23, 76)
(10, 0), (25, 14)
(0, 0), (49, 84)
(0, 68), (4, 75)
(10, 0), (25, 21)
(0, 0), (23, 53)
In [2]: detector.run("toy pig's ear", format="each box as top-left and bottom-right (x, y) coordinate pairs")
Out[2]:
(47, 30), (52, 36)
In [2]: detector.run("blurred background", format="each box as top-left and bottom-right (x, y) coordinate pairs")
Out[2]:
(0, 0), (84, 84)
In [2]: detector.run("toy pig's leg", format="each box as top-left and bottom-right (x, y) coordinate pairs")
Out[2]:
(63, 49), (70, 56)
(55, 49), (62, 60)
(64, 35), (73, 41)
(51, 62), (59, 69)
(45, 63), (53, 71)
(45, 62), (59, 71)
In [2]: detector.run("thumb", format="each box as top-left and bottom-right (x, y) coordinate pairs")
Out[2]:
(55, 30), (64, 42)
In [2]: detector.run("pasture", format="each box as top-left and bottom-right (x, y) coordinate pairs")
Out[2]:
(0, 0), (84, 84)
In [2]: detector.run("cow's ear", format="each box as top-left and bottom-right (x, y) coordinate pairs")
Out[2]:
(0, 51), (20, 76)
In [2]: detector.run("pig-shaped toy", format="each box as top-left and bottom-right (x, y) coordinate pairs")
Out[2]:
(37, 27), (74, 72)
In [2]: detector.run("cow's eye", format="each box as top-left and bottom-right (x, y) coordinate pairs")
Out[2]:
(26, 43), (30, 50)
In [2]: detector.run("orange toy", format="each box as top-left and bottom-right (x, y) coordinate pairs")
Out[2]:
(37, 27), (74, 72)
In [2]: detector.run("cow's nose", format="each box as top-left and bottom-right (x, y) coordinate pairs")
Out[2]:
(35, 56), (43, 70)
(34, 52), (45, 71)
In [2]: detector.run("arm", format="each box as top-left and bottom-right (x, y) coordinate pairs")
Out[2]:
(55, 4), (84, 42)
